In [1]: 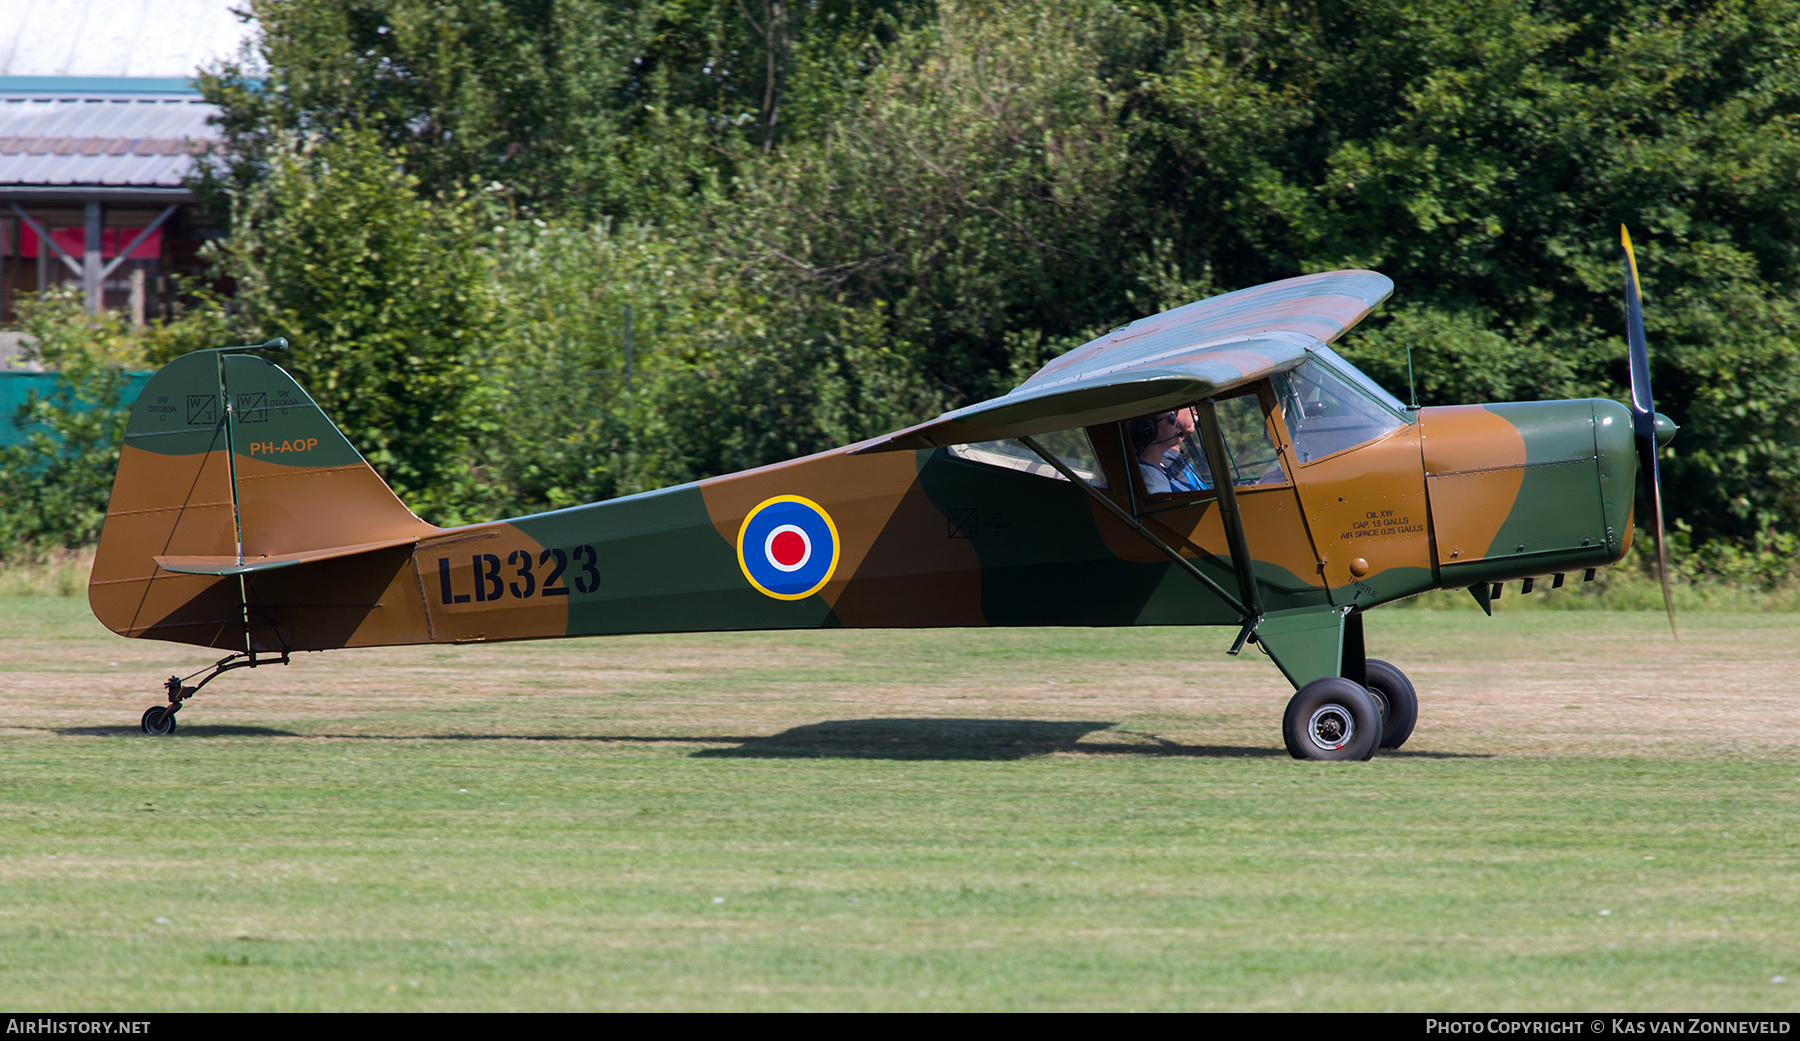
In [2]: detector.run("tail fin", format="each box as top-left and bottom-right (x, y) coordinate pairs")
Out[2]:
(90, 350), (438, 649)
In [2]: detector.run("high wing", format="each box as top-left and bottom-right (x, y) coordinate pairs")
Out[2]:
(852, 269), (1393, 453)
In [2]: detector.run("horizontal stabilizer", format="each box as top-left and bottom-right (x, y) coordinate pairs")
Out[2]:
(154, 534), (423, 576)
(853, 270), (1392, 453)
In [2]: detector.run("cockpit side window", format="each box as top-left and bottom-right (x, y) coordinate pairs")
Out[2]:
(1212, 392), (1287, 487)
(1275, 352), (1408, 464)
(950, 428), (1109, 487)
(1124, 389), (1289, 504)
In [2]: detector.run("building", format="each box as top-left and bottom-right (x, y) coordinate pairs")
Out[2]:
(0, 1), (252, 364)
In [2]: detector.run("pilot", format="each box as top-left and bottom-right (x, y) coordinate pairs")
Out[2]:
(1128, 408), (1212, 494)
(1164, 406), (1212, 491)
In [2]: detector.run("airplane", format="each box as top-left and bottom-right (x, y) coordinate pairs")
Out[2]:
(87, 228), (1677, 760)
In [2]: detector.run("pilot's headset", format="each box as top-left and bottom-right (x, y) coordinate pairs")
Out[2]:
(1126, 415), (1161, 454)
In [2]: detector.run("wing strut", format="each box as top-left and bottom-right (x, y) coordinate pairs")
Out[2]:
(1018, 435), (1255, 626)
(1193, 398), (1265, 625)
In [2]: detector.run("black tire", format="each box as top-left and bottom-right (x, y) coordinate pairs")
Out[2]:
(1365, 659), (1418, 750)
(141, 706), (176, 736)
(1282, 677), (1381, 761)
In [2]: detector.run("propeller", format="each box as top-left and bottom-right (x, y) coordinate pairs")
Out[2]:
(1620, 225), (1677, 636)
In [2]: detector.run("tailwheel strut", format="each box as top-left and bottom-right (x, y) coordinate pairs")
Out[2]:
(141, 649), (289, 735)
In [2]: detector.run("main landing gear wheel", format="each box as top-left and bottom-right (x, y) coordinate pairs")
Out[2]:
(1364, 659), (1418, 750)
(140, 705), (177, 736)
(1283, 677), (1381, 761)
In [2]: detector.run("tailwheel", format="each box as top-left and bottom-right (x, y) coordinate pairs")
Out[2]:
(1364, 659), (1418, 750)
(138, 648), (291, 735)
(140, 705), (177, 736)
(1283, 677), (1381, 761)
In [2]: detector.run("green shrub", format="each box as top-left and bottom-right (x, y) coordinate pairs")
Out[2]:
(0, 294), (145, 559)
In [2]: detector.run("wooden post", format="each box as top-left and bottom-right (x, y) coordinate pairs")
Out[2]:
(84, 202), (103, 313)
(129, 266), (146, 328)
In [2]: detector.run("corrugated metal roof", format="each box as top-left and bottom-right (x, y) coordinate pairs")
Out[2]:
(0, 1), (255, 79)
(0, 93), (218, 187)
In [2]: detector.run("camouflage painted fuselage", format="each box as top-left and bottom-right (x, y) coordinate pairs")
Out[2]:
(90, 313), (1638, 691)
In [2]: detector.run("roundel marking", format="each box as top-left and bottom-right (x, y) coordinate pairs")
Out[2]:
(736, 495), (841, 600)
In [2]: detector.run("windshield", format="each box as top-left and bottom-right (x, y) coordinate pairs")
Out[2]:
(1313, 345), (1412, 414)
(1275, 351), (1409, 464)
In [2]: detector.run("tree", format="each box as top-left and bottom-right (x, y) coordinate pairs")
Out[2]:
(197, 0), (925, 221)
(216, 129), (502, 523)
(708, 1), (1163, 404)
(1146, 0), (1800, 544)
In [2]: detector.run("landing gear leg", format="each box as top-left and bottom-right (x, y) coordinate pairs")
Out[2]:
(139, 649), (289, 735)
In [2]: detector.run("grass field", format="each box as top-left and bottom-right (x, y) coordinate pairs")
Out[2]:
(1, 596), (1796, 1011)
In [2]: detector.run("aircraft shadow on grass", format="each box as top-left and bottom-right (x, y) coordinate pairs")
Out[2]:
(689, 718), (1285, 761)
